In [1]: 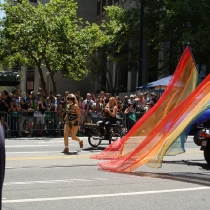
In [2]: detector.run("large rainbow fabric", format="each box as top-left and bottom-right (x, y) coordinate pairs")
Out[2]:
(91, 46), (200, 172)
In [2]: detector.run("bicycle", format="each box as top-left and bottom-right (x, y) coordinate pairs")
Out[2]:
(83, 117), (127, 148)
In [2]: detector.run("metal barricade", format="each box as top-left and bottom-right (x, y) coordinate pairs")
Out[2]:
(0, 111), (64, 138)
(91, 112), (102, 124)
(1, 109), (146, 138)
(124, 111), (145, 132)
(0, 111), (9, 137)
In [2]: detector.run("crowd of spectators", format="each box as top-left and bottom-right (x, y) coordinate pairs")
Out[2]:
(0, 88), (159, 138)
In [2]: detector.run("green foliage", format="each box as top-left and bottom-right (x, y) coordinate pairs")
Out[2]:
(144, 0), (210, 75)
(86, 4), (141, 95)
(0, 0), (101, 92)
(100, 6), (140, 72)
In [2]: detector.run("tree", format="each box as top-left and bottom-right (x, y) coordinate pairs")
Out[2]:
(0, 0), (100, 93)
(144, 0), (210, 76)
(87, 4), (141, 95)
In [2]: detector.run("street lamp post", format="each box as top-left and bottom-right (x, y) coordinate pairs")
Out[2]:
(138, 0), (144, 87)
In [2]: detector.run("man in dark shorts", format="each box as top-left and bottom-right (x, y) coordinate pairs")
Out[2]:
(0, 125), (5, 210)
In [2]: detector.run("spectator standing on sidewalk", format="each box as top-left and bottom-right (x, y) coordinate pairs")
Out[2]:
(0, 125), (5, 210)
(36, 97), (47, 137)
(55, 94), (63, 108)
(135, 93), (146, 113)
(0, 90), (11, 131)
(78, 97), (85, 125)
(8, 99), (19, 137)
(46, 99), (57, 137)
(13, 90), (21, 105)
(18, 98), (28, 137)
(84, 100), (92, 123)
(27, 98), (37, 137)
(122, 95), (129, 113)
(104, 92), (111, 105)
(128, 94), (136, 109)
(56, 102), (65, 137)
(83, 93), (94, 106)
(75, 90), (82, 101)
(143, 91), (150, 103)
(30, 91), (38, 103)
(149, 92), (158, 104)
(124, 101), (136, 130)
(25, 91), (31, 104)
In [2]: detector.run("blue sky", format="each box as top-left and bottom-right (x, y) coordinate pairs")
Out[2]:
(0, 0), (5, 19)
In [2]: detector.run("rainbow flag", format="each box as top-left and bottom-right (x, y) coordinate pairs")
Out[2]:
(91, 46), (200, 172)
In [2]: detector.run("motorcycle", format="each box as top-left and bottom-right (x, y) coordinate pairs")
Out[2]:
(193, 124), (210, 165)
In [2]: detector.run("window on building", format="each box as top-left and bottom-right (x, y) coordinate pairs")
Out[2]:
(27, 66), (35, 73)
(97, 0), (101, 20)
(102, 0), (106, 16)
(114, 0), (119, 5)
(12, 63), (21, 72)
(108, 0), (112, 6)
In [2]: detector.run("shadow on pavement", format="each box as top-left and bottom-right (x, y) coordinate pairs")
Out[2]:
(127, 170), (210, 187)
(116, 160), (210, 186)
(6, 164), (97, 170)
(82, 147), (106, 152)
(162, 159), (210, 171)
(64, 151), (79, 155)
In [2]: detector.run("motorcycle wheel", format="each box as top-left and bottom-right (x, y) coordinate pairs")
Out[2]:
(204, 147), (210, 165)
(193, 130), (203, 146)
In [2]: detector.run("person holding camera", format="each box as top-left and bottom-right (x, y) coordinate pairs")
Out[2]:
(124, 101), (136, 130)
(97, 97), (118, 139)
(62, 94), (83, 153)
(84, 100), (92, 123)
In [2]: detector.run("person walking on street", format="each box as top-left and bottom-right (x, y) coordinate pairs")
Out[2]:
(62, 94), (83, 153)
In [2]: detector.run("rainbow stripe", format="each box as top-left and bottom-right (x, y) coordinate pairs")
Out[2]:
(92, 46), (200, 172)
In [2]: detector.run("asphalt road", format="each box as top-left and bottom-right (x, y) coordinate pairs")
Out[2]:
(2, 136), (210, 210)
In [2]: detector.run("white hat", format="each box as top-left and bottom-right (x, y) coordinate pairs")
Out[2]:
(130, 94), (134, 98)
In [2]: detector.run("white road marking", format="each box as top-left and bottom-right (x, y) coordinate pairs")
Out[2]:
(3, 177), (133, 186)
(6, 150), (87, 155)
(6, 145), (63, 148)
(38, 141), (63, 143)
(2, 187), (210, 203)
(6, 151), (61, 154)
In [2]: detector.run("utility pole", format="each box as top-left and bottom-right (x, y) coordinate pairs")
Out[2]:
(138, 0), (144, 87)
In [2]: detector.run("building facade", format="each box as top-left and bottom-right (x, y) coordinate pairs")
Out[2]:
(4, 0), (145, 96)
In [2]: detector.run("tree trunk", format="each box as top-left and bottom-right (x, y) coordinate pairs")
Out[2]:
(45, 59), (57, 93)
(50, 75), (57, 94)
(113, 64), (119, 96)
(106, 67), (114, 94)
(37, 65), (46, 94)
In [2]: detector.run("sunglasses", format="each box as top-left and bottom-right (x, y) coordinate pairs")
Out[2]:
(67, 97), (75, 101)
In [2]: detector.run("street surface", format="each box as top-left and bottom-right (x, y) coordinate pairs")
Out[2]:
(2, 136), (210, 210)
